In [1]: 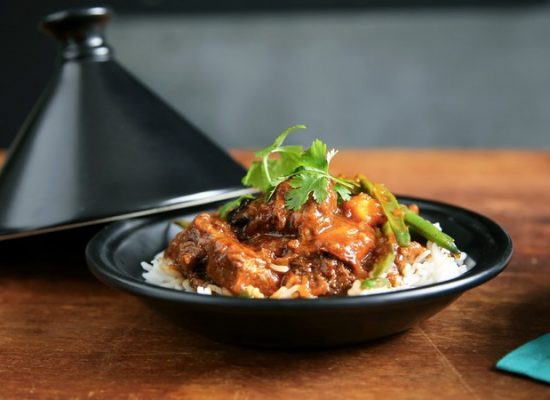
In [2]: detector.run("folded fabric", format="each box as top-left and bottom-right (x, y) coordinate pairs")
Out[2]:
(496, 333), (550, 383)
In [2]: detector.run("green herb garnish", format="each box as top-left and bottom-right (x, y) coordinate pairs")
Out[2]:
(241, 125), (356, 210)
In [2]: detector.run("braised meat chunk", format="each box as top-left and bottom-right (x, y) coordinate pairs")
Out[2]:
(165, 213), (280, 296)
(164, 180), (392, 298)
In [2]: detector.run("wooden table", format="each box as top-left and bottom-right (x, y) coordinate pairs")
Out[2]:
(0, 150), (548, 399)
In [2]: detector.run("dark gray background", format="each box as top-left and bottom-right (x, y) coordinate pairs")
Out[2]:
(3, 2), (549, 149)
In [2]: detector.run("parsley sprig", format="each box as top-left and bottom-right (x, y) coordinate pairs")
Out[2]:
(241, 125), (356, 210)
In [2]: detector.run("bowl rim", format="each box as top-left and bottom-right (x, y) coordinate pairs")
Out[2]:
(86, 195), (513, 310)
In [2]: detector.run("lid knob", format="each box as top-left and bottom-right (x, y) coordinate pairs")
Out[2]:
(40, 7), (113, 61)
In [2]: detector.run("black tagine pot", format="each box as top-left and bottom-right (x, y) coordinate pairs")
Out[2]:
(0, 7), (248, 240)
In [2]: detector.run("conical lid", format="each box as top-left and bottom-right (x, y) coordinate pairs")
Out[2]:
(0, 7), (249, 240)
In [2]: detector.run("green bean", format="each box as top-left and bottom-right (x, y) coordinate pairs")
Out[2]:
(218, 194), (255, 220)
(173, 220), (191, 229)
(359, 176), (411, 247)
(361, 277), (391, 290)
(402, 206), (460, 254)
(370, 222), (396, 277)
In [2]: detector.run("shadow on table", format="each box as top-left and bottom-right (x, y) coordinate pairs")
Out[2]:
(0, 225), (105, 278)
(496, 288), (550, 355)
(87, 313), (407, 388)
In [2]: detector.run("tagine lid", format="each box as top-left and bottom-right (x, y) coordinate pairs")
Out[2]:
(0, 7), (249, 240)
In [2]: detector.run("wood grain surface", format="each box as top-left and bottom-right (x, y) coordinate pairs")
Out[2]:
(0, 150), (549, 399)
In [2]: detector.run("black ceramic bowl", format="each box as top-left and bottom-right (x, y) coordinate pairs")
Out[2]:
(86, 197), (512, 348)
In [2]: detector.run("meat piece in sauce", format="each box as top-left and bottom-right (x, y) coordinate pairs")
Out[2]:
(282, 256), (355, 297)
(232, 182), (378, 275)
(165, 179), (396, 297)
(165, 213), (280, 295)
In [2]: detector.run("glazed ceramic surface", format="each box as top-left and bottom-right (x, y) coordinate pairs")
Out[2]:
(0, 8), (246, 240)
(86, 197), (513, 348)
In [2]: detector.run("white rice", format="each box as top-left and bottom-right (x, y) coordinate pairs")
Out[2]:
(142, 239), (472, 299)
(346, 241), (470, 296)
(141, 253), (233, 296)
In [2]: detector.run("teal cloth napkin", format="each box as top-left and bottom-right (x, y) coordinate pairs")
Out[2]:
(496, 333), (550, 383)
